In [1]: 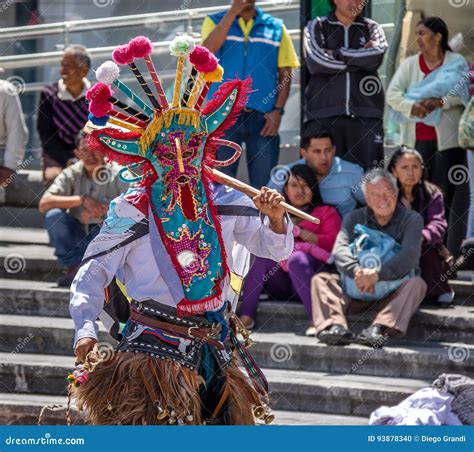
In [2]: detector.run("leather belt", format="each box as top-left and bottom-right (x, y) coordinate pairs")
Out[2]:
(130, 309), (224, 350)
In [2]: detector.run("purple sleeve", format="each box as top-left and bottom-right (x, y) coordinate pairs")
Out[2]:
(422, 190), (448, 245)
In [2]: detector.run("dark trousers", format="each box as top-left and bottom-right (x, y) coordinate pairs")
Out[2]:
(217, 110), (280, 189)
(416, 140), (469, 257)
(305, 116), (384, 171)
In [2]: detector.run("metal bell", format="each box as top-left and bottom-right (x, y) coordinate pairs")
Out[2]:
(264, 413), (275, 424)
(185, 414), (194, 424)
(156, 407), (168, 420)
(106, 402), (113, 411)
(253, 405), (265, 419)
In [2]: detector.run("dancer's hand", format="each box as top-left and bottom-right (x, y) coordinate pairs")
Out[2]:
(75, 337), (97, 363)
(253, 187), (286, 234)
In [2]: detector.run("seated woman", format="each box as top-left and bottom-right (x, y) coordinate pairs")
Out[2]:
(238, 164), (341, 330)
(388, 146), (454, 306)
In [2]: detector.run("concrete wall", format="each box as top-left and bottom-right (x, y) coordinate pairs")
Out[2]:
(406, 0), (474, 59)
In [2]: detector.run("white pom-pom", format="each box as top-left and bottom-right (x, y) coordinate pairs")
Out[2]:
(169, 34), (195, 56)
(95, 61), (120, 84)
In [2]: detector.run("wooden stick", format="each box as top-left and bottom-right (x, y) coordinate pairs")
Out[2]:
(210, 168), (320, 224)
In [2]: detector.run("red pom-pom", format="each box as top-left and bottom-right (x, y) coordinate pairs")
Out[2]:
(128, 36), (153, 58)
(197, 54), (218, 73)
(112, 45), (133, 65)
(89, 100), (112, 117)
(86, 82), (113, 103)
(190, 46), (218, 73)
(189, 46), (211, 66)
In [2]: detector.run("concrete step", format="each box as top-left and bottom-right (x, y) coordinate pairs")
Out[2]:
(254, 301), (474, 344)
(0, 206), (45, 229)
(250, 332), (474, 381)
(0, 315), (110, 356)
(0, 352), (425, 417)
(0, 393), (367, 425)
(0, 244), (60, 280)
(0, 314), (470, 382)
(0, 284), (473, 345)
(265, 368), (427, 416)
(0, 279), (69, 317)
(1, 237), (474, 292)
(0, 227), (49, 245)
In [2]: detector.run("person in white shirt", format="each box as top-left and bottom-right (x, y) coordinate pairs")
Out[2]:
(0, 77), (28, 187)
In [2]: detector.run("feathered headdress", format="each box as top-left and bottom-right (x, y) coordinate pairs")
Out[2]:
(85, 35), (251, 316)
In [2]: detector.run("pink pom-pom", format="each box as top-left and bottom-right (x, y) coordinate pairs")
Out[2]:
(189, 46), (210, 66)
(112, 45), (133, 65)
(197, 54), (218, 73)
(190, 46), (218, 73)
(128, 36), (153, 58)
(86, 82), (113, 103)
(89, 100), (112, 117)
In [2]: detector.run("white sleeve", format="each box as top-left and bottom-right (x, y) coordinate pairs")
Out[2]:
(386, 59), (416, 119)
(69, 241), (128, 347)
(233, 204), (294, 262)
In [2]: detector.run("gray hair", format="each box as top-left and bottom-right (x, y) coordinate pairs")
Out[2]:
(362, 168), (398, 195)
(64, 44), (91, 70)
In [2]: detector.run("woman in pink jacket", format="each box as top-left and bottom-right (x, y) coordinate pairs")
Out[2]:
(239, 164), (341, 329)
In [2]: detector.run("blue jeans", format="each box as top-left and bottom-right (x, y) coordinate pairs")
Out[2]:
(44, 209), (101, 267)
(216, 110), (280, 189)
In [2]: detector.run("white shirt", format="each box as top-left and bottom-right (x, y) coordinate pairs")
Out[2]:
(70, 184), (294, 345)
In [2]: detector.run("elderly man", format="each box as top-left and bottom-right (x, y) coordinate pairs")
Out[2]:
(39, 131), (128, 287)
(310, 169), (427, 347)
(37, 44), (91, 183)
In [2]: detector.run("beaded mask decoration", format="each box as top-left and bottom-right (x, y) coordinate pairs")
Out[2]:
(86, 35), (250, 316)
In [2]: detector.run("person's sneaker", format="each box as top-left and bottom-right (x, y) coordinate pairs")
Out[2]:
(437, 291), (455, 308)
(305, 326), (317, 337)
(317, 324), (355, 346)
(356, 324), (388, 348)
(57, 266), (78, 288)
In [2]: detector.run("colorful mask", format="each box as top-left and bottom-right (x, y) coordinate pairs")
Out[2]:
(86, 35), (250, 316)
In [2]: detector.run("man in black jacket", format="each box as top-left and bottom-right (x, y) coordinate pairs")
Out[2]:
(303, 0), (387, 170)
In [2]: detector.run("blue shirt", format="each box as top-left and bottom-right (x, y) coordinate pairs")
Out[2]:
(267, 156), (365, 219)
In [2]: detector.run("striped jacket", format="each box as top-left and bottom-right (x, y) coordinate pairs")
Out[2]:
(303, 13), (387, 121)
(37, 82), (89, 166)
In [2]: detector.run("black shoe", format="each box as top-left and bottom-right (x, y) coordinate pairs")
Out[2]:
(317, 324), (355, 346)
(57, 267), (78, 288)
(356, 324), (388, 348)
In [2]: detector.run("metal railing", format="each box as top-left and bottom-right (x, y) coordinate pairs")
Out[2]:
(0, 1), (298, 42)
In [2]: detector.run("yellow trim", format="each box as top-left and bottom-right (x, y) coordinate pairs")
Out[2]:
(138, 108), (201, 153)
(107, 117), (143, 132)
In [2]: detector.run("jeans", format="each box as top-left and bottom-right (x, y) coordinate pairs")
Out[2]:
(216, 110), (280, 189)
(44, 209), (101, 267)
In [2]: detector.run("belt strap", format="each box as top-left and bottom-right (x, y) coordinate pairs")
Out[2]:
(130, 309), (225, 350)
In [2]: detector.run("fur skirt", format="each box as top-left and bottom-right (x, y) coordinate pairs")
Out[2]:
(72, 350), (261, 425)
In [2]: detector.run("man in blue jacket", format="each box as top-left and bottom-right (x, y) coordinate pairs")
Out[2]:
(303, 0), (388, 170)
(202, 0), (299, 188)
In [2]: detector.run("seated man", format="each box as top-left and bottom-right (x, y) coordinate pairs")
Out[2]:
(310, 169), (427, 347)
(38, 131), (128, 287)
(267, 129), (365, 218)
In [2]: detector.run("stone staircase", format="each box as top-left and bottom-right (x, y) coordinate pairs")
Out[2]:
(0, 225), (473, 425)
